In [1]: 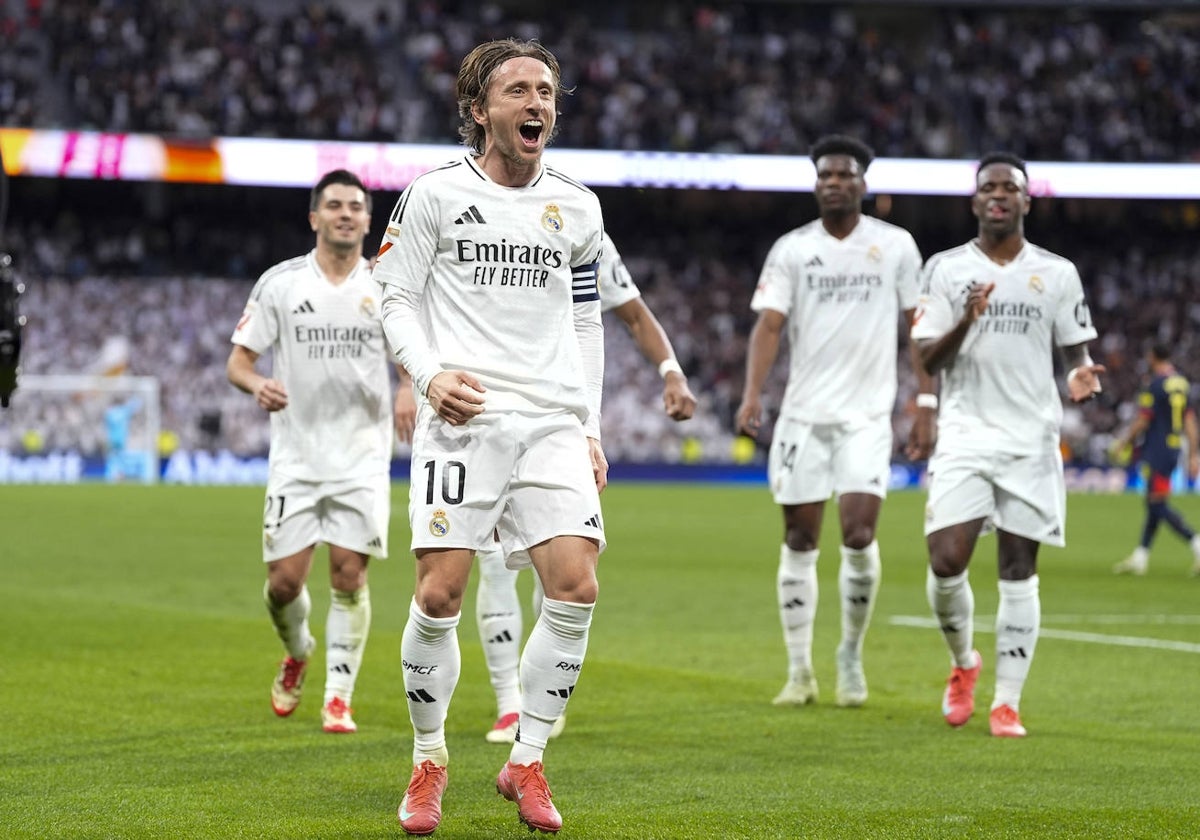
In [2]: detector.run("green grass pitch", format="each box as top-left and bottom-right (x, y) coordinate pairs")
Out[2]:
(2, 481), (1199, 839)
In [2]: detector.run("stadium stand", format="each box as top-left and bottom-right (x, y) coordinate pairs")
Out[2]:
(2, 179), (1197, 467)
(4, 1), (1198, 162)
(2, 1), (1199, 468)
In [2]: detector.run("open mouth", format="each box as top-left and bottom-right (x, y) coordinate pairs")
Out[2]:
(519, 119), (544, 148)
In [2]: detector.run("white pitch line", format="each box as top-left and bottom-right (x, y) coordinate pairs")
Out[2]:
(1041, 614), (1200, 626)
(889, 615), (1200, 654)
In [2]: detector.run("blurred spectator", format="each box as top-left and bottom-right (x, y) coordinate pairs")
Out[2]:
(3, 1), (1195, 162)
(3, 182), (1197, 466)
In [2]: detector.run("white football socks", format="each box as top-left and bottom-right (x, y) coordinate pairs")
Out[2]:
(926, 568), (976, 668)
(510, 597), (593, 766)
(475, 546), (522, 718)
(401, 598), (461, 765)
(778, 545), (819, 680)
(839, 541), (881, 655)
(265, 581), (314, 661)
(324, 586), (371, 705)
(993, 575), (1040, 711)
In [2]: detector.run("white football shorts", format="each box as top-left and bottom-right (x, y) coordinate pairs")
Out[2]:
(767, 415), (892, 505)
(260, 471), (391, 562)
(408, 405), (605, 566)
(923, 447), (1066, 546)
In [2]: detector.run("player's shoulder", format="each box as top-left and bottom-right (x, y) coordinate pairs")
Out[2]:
(413, 156), (473, 185)
(860, 214), (913, 238)
(539, 164), (603, 226)
(404, 157), (475, 199)
(540, 164), (598, 199)
(861, 215), (921, 253)
(770, 219), (824, 249)
(922, 242), (974, 274)
(250, 253), (309, 301)
(387, 157), (473, 224)
(346, 258), (379, 292)
(1024, 242), (1078, 273)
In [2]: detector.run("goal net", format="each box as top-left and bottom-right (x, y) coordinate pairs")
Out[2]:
(0, 374), (161, 483)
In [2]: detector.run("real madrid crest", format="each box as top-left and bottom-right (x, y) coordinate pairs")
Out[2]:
(867, 245), (882, 263)
(429, 509), (450, 537)
(359, 296), (376, 318)
(1028, 275), (1044, 294)
(541, 204), (564, 233)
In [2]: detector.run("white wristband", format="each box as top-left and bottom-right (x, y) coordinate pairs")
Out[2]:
(658, 359), (684, 379)
(916, 393), (939, 409)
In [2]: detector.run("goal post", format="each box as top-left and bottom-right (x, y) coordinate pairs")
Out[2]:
(4, 374), (161, 484)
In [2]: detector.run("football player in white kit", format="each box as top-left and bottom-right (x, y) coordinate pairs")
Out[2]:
(227, 169), (414, 735)
(736, 135), (937, 710)
(912, 152), (1104, 738)
(474, 230), (697, 746)
(374, 39), (606, 836)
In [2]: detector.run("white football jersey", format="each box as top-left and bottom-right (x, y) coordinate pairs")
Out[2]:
(751, 215), (922, 423)
(374, 155), (605, 434)
(912, 240), (1097, 455)
(232, 251), (393, 481)
(598, 232), (640, 313)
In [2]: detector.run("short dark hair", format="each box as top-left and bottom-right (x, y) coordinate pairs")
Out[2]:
(311, 169), (371, 213)
(810, 134), (874, 172)
(976, 151), (1028, 178)
(1149, 343), (1172, 363)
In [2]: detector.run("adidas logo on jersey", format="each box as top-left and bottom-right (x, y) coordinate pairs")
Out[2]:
(805, 256), (824, 267)
(454, 205), (487, 224)
(292, 300), (315, 314)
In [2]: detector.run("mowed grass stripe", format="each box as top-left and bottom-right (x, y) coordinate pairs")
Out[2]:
(2, 483), (1199, 838)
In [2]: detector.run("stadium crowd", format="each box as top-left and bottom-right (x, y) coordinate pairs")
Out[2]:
(2, 0), (1196, 162)
(2, 186), (1197, 467)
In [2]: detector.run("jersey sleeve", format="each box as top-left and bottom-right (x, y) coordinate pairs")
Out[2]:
(895, 232), (922, 312)
(1051, 261), (1099, 348)
(231, 272), (279, 353)
(375, 180), (443, 396)
(910, 258), (954, 342)
(572, 203), (605, 438)
(749, 236), (795, 315)
(1136, 385), (1155, 419)
(597, 232), (640, 313)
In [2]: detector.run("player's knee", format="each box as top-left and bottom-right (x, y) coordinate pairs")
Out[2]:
(266, 575), (305, 605)
(841, 524), (876, 551)
(929, 556), (968, 579)
(927, 539), (969, 578)
(542, 571), (598, 605)
(783, 529), (818, 552)
(414, 579), (466, 618)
